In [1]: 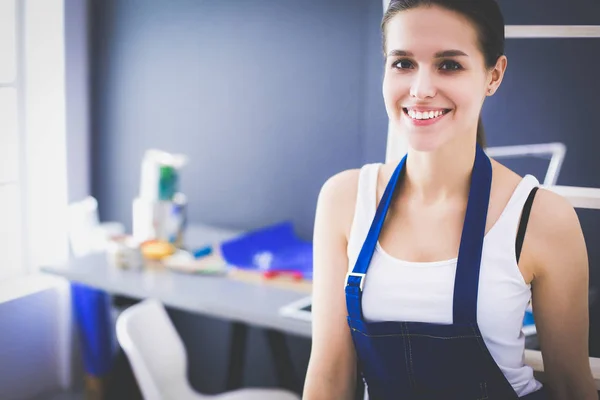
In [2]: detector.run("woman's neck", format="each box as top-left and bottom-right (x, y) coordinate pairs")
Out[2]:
(403, 138), (477, 206)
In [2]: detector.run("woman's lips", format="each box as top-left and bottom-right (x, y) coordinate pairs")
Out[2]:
(403, 108), (452, 126)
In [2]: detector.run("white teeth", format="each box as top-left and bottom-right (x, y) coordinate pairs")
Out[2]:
(406, 109), (446, 120)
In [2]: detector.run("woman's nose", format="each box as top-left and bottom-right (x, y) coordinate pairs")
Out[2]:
(409, 70), (437, 100)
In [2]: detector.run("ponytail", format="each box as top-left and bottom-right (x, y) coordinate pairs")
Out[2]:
(476, 116), (487, 148)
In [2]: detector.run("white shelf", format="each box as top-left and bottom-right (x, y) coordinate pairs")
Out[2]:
(506, 25), (600, 38)
(545, 185), (600, 210)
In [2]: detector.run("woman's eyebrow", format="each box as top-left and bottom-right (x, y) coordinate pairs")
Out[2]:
(434, 49), (468, 58)
(387, 49), (468, 58)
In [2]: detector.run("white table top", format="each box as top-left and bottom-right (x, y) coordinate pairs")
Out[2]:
(41, 224), (313, 338)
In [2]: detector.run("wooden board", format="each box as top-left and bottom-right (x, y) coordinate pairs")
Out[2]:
(227, 268), (312, 294)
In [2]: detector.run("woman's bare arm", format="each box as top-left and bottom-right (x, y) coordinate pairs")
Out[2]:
(524, 189), (597, 399)
(303, 170), (361, 400)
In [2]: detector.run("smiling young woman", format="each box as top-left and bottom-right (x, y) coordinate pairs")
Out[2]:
(302, 1), (597, 399)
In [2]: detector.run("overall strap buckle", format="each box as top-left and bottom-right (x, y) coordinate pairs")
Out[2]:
(345, 272), (366, 292)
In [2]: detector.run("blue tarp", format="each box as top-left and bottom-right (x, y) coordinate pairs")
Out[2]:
(220, 221), (313, 280)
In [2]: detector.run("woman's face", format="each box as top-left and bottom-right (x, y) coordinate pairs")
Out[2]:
(383, 5), (498, 152)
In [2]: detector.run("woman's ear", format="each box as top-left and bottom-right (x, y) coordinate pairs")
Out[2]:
(487, 55), (508, 96)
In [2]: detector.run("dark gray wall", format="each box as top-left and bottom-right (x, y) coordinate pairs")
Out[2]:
(89, 0), (600, 394)
(484, 1), (600, 188)
(362, 0), (389, 162)
(91, 0), (370, 241)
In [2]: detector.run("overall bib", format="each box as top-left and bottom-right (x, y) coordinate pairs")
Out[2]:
(345, 145), (546, 400)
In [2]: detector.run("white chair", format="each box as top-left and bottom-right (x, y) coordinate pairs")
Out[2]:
(116, 298), (300, 400)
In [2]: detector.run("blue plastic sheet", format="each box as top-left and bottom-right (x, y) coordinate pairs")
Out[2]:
(220, 221), (313, 280)
(72, 283), (115, 376)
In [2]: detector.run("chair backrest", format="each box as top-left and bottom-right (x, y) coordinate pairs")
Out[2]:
(115, 299), (192, 400)
(485, 142), (567, 186)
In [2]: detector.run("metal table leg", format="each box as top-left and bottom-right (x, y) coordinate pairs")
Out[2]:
(266, 329), (300, 393)
(226, 322), (249, 390)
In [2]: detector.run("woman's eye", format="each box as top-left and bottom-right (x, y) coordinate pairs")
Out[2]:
(392, 59), (413, 70)
(439, 60), (463, 71)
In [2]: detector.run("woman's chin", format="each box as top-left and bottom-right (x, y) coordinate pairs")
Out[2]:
(407, 134), (442, 153)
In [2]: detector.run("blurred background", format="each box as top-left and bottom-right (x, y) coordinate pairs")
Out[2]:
(0, 0), (598, 399)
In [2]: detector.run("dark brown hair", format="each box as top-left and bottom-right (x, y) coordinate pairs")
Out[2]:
(382, 0), (506, 148)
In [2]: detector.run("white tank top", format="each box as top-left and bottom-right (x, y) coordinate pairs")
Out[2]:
(347, 163), (543, 397)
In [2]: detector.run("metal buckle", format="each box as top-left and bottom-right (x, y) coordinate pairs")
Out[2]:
(345, 272), (366, 292)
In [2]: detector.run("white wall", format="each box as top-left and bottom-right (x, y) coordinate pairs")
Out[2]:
(65, 0), (91, 203)
(0, 0), (90, 398)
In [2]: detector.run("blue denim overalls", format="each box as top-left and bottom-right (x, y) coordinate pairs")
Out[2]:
(345, 145), (546, 399)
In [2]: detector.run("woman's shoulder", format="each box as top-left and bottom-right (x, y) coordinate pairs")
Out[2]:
(490, 159), (574, 222)
(320, 167), (360, 195)
(319, 163), (385, 200)
(317, 164), (380, 239)
(524, 184), (584, 272)
(491, 160), (585, 276)
(489, 160), (547, 215)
